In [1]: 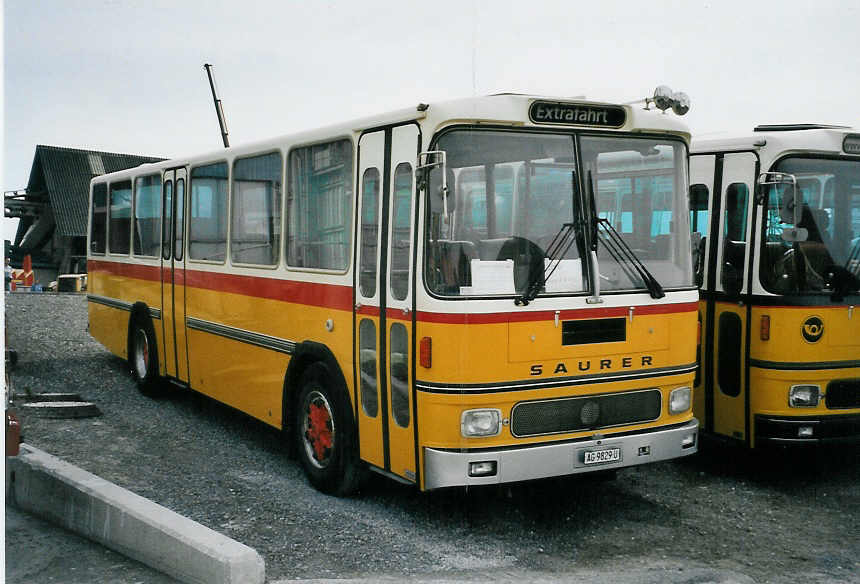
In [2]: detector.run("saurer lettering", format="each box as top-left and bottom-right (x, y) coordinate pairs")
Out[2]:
(530, 355), (653, 376)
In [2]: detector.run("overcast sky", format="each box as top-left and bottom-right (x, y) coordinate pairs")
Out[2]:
(3, 0), (858, 241)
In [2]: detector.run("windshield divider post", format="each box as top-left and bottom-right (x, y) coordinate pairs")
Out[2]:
(586, 249), (602, 304)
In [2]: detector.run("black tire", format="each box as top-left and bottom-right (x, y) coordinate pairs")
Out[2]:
(294, 362), (364, 495)
(128, 315), (165, 397)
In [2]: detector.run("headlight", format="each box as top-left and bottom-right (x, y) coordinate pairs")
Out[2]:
(669, 386), (692, 414)
(789, 385), (820, 407)
(461, 409), (502, 437)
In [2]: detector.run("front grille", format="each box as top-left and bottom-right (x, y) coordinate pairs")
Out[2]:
(511, 388), (662, 437)
(826, 379), (860, 409)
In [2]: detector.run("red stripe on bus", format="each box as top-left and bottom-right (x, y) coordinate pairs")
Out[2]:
(87, 259), (696, 321)
(356, 305), (380, 317)
(88, 259), (161, 281)
(183, 271), (354, 311)
(88, 259), (354, 311)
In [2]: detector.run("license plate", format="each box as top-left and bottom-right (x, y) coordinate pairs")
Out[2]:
(583, 447), (621, 465)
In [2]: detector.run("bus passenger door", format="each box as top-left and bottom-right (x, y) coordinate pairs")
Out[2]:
(161, 168), (190, 383)
(355, 125), (419, 483)
(689, 155), (716, 431)
(356, 131), (387, 470)
(384, 125), (419, 483)
(711, 152), (756, 442)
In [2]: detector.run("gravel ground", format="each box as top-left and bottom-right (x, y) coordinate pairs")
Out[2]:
(5, 292), (860, 583)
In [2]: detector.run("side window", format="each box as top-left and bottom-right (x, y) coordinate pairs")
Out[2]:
(724, 183), (749, 241)
(390, 163), (413, 301)
(721, 182), (749, 294)
(133, 174), (162, 257)
(287, 139), (354, 270)
(189, 162), (228, 262)
(689, 184), (710, 286)
(231, 152), (282, 266)
(162, 180), (173, 260)
(389, 323), (409, 427)
(359, 167), (380, 297)
(90, 183), (107, 254)
(175, 178), (185, 261)
(359, 319), (378, 417)
(109, 180), (132, 255)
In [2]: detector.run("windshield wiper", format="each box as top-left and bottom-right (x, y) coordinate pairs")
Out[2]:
(587, 170), (664, 299)
(515, 222), (576, 306)
(596, 220), (665, 298)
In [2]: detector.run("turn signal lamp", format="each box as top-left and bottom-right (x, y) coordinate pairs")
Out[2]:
(468, 461), (497, 477)
(681, 433), (697, 449)
(760, 315), (770, 341)
(419, 336), (432, 368)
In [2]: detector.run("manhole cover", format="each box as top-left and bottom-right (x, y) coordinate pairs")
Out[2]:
(20, 401), (102, 419)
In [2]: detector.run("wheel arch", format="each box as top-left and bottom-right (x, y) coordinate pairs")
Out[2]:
(127, 302), (158, 369)
(282, 341), (354, 436)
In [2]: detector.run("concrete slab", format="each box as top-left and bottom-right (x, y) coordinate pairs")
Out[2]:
(6, 444), (265, 584)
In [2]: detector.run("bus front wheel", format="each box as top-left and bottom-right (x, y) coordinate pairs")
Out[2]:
(294, 362), (363, 495)
(129, 316), (165, 397)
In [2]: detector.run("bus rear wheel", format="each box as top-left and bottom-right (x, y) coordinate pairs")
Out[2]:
(129, 316), (165, 397)
(294, 362), (363, 495)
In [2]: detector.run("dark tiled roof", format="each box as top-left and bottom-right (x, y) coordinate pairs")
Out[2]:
(26, 145), (165, 237)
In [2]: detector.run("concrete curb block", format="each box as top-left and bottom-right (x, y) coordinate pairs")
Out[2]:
(6, 444), (265, 584)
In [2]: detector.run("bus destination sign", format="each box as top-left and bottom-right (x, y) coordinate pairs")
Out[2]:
(529, 101), (626, 128)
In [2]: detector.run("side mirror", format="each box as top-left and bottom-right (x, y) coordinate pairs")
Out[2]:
(758, 171), (807, 241)
(419, 151), (452, 236)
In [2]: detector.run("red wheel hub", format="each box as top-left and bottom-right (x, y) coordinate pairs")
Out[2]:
(306, 402), (332, 462)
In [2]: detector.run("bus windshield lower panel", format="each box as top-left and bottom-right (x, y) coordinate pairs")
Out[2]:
(423, 129), (693, 298)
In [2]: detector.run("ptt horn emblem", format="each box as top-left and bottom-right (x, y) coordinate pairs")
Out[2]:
(801, 316), (824, 343)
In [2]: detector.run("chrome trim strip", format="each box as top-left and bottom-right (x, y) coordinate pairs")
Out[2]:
(186, 316), (295, 355)
(750, 359), (860, 370)
(423, 419), (698, 490)
(86, 294), (161, 320)
(415, 363), (697, 394)
(86, 294), (132, 312)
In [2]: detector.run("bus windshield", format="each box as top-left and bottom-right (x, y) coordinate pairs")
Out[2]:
(581, 136), (692, 294)
(424, 129), (692, 298)
(761, 157), (860, 295)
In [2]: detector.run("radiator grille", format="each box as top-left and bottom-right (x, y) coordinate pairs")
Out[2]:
(511, 389), (662, 437)
(826, 379), (860, 409)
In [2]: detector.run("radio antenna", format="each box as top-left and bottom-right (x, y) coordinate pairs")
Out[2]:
(204, 63), (230, 148)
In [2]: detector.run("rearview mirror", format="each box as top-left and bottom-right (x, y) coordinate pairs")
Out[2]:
(419, 151), (452, 236)
(757, 171), (806, 241)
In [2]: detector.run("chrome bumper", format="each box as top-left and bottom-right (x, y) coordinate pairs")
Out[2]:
(423, 419), (698, 490)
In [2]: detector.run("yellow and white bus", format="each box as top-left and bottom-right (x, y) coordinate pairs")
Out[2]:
(690, 125), (860, 447)
(88, 93), (699, 494)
